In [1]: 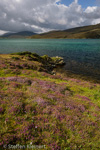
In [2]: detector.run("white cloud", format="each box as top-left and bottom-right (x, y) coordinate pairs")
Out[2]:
(0, 30), (7, 35)
(74, 0), (78, 3)
(92, 18), (100, 24)
(85, 6), (97, 13)
(0, 0), (100, 34)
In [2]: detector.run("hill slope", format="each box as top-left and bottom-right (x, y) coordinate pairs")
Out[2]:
(0, 52), (100, 149)
(1, 31), (36, 38)
(30, 24), (100, 39)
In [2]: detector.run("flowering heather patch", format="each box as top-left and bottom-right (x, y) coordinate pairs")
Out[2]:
(0, 53), (100, 149)
(0, 107), (4, 114)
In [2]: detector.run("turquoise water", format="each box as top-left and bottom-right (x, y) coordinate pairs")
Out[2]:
(0, 39), (100, 80)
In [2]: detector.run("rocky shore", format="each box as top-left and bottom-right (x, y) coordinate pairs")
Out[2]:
(10, 51), (65, 74)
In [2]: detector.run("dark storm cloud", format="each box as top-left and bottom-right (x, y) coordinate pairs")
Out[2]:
(0, 0), (100, 34)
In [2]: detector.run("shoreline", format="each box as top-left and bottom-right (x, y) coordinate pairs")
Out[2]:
(55, 65), (100, 84)
(1, 52), (100, 83)
(0, 51), (65, 75)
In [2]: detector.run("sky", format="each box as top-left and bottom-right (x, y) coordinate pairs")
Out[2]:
(0, 0), (100, 35)
(60, 0), (99, 8)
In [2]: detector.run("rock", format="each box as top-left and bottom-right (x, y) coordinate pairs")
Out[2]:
(10, 52), (65, 74)
(41, 55), (52, 62)
(51, 56), (65, 66)
(51, 71), (56, 75)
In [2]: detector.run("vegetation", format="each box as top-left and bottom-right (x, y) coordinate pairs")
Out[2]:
(30, 24), (100, 39)
(0, 52), (100, 150)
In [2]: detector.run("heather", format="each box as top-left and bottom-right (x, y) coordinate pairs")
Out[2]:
(0, 52), (100, 150)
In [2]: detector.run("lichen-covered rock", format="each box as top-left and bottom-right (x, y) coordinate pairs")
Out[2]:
(51, 56), (65, 65)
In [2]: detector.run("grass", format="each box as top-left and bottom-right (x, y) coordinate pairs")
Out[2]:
(0, 52), (100, 149)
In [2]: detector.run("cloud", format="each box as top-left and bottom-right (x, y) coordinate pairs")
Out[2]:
(0, 0), (100, 34)
(74, 0), (78, 3)
(96, 0), (100, 6)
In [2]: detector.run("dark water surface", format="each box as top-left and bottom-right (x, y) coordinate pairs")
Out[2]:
(0, 39), (100, 81)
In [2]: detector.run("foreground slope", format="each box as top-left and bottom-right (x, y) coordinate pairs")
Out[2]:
(0, 52), (100, 150)
(30, 24), (100, 39)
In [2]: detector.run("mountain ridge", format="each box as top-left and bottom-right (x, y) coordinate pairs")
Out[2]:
(0, 24), (100, 39)
(30, 24), (100, 39)
(0, 31), (36, 38)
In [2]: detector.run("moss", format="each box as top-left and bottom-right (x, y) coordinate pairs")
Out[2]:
(11, 51), (32, 55)
(11, 57), (20, 60)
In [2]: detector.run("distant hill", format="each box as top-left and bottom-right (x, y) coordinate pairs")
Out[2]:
(1, 31), (36, 38)
(30, 24), (100, 39)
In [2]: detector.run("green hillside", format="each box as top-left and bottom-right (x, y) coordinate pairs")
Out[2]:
(30, 24), (100, 39)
